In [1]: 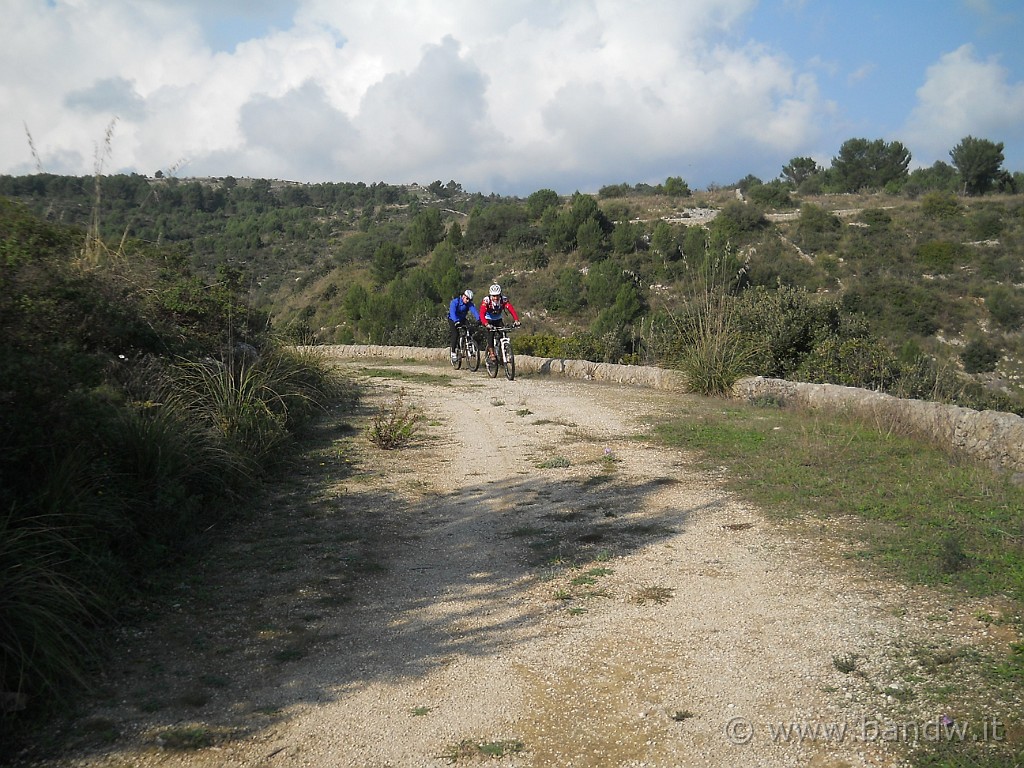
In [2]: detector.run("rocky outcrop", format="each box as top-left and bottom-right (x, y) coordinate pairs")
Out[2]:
(320, 345), (1024, 476)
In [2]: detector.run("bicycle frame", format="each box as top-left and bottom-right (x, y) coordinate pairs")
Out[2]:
(485, 325), (516, 381)
(453, 324), (480, 372)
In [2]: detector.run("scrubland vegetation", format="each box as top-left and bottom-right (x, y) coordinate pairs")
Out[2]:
(0, 198), (351, 751)
(2, 132), (1023, 761)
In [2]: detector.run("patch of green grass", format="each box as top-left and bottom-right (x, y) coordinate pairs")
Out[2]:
(441, 738), (525, 763)
(156, 726), (214, 750)
(358, 368), (452, 385)
(533, 418), (577, 427)
(653, 397), (1024, 759)
(411, 706), (431, 716)
(652, 403), (1024, 603)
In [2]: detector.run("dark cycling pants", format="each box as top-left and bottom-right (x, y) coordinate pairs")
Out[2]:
(484, 319), (504, 351)
(448, 319), (461, 352)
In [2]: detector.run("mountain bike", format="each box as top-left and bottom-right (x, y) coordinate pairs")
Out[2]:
(451, 323), (480, 372)
(484, 325), (517, 381)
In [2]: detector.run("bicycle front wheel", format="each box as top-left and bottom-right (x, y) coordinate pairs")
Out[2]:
(467, 338), (480, 372)
(503, 342), (515, 381)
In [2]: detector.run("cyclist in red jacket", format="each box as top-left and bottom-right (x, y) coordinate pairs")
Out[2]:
(480, 283), (520, 360)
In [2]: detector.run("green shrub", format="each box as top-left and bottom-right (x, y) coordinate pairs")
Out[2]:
(967, 208), (1004, 240)
(0, 201), (355, 735)
(920, 192), (962, 220)
(913, 240), (963, 274)
(794, 203), (842, 253)
(797, 336), (901, 390)
(734, 285), (842, 378)
(960, 338), (1000, 374)
(986, 285), (1024, 330)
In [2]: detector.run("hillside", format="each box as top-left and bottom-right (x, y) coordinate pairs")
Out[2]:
(1, 174), (1022, 414)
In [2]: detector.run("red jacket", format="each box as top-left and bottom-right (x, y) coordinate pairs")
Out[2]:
(480, 294), (519, 326)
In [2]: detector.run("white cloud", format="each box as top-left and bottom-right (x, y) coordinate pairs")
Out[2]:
(904, 44), (1024, 166)
(1, 0), (834, 192)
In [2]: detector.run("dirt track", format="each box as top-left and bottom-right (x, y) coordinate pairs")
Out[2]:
(30, 357), (1014, 768)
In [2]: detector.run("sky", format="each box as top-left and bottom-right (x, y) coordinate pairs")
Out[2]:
(3, 0), (1023, 197)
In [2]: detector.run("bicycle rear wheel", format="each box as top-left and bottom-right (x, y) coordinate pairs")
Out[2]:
(486, 346), (498, 378)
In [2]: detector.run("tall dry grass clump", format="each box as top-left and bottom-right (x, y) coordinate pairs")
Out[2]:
(671, 242), (758, 396)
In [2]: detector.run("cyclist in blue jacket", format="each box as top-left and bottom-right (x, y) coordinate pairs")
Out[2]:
(448, 289), (480, 364)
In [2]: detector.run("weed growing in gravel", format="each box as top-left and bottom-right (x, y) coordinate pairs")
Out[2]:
(411, 706), (431, 716)
(832, 652), (860, 674)
(600, 447), (620, 469)
(536, 456), (571, 469)
(533, 417), (577, 427)
(631, 585), (674, 605)
(366, 390), (424, 449)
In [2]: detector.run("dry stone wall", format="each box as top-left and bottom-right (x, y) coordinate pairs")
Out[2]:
(320, 345), (1024, 477)
(734, 376), (1024, 477)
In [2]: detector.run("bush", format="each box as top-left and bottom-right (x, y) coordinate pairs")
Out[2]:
(968, 208), (1004, 240)
(797, 336), (901, 390)
(914, 241), (963, 274)
(734, 285), (842, 378)
(920, 192), (961, 220)
(960, 338), (1000, 374)
(986, 285), (1024, 331)
(709, 200), (767, 244)
(0, 201), (354, 736)
(794, 203), (842, 253)
(672, 252), (758, 396)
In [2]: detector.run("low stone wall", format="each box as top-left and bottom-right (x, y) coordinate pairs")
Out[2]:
(320, 345), (1024, 476)
(318, 344), (688, 390)
(734, 376), (1024, 476)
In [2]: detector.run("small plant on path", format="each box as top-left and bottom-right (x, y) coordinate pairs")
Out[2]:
(366, 390), (424, 449)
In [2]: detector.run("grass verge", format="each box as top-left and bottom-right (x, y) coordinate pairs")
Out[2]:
(649, 396), (1024, 766)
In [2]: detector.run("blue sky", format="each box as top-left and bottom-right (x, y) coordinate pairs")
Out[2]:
(3, 0), (1023, 196)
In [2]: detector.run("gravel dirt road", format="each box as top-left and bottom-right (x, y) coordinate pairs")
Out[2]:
(28, 356), (1017, 768)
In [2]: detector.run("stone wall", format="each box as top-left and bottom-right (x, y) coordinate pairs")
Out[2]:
(318, 344), (688, 390)
(734, 376), (1024, 477)
(320, 345), (1024, 477)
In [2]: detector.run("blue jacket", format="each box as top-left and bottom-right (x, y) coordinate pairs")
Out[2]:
(449, 295), (480, 324)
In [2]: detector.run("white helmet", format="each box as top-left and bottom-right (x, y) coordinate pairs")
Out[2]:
(489, 283), (502, 296)
(463, 289), (473, 300)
